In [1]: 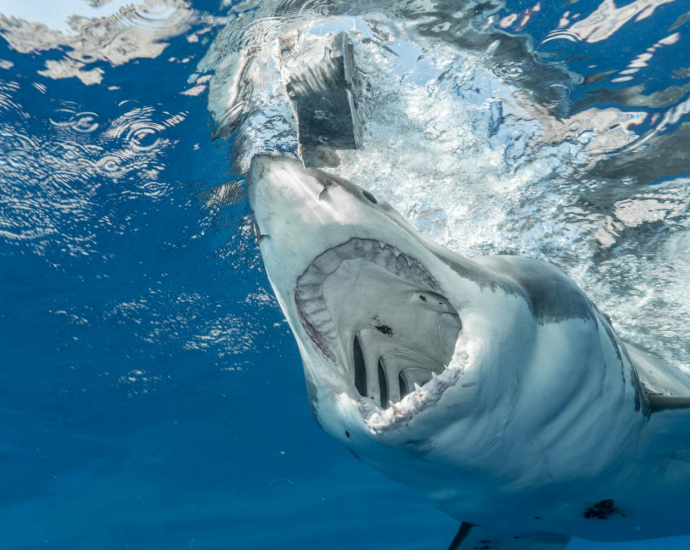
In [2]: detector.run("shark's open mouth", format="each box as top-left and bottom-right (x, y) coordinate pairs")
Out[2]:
(295, 238), (441, 360)
(295, 238), (467, 431)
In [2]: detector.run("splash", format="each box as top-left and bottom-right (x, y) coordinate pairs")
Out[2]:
(198, 0), (690, 370)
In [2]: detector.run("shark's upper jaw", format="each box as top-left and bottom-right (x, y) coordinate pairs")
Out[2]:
(248, 154), (471, 434)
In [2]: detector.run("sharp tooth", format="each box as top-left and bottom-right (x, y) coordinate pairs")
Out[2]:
(300, 286), (323, 298)
(414, 383), (422, 392)
(335, 240), (358, 260)
(359, 239), (374, 257)
(378, 241), (386, 249)
(392, 247), (401, 258)
(372, 246), (395, 271)
(298, 264), (327, 287)
(396, 254), (411, 278)
(410, 264), (435, 287)
(298, 273), (323, 287)
(302, 300), (328, 317)
(296, 283), (323, 299)
(405, 255), (413, 268)
(382, 245), (396, 264)
(313, 249), (343, 275)
(311, 317), (336, 333)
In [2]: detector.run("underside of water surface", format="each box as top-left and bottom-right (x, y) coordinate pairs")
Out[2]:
(1, 0), (690, 549)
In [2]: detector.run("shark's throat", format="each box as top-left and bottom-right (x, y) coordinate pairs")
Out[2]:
(295, 238), (462, 413)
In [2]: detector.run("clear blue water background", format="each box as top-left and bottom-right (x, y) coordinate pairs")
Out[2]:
(1, 1), (690, 548)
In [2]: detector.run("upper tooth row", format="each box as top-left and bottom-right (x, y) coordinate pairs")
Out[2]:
(297, 238), (436, 290)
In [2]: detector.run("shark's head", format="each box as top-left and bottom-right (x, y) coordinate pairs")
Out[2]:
(248, 155), (534, 445)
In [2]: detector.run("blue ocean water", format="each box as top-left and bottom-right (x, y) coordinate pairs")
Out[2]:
(1, 1), (689, 549)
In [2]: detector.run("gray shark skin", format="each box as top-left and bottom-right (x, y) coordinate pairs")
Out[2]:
(247, 154), (690, 550)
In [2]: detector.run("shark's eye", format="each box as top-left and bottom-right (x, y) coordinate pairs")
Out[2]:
(353, 336), (367, 397)
(362, 190), (377, 204)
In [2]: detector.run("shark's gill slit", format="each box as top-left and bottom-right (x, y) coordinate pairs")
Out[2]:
(353, 336), (367, 397)
(378, 359), (389, 409)
(399, 373), (409, 399)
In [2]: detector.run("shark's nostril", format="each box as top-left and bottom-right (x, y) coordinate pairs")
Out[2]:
(252, 219), (270, 243)
(252, 218), (270, 239)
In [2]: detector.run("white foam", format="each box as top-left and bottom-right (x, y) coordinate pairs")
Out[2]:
(201, 14), (690, 370)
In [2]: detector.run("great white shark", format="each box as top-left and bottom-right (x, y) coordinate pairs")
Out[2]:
(247, 154), (690, 550)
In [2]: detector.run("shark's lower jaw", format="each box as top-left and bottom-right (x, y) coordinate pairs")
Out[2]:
(359, 365), (466, 433)
(295, 237), (467, 433)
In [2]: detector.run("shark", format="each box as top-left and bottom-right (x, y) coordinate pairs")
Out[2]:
(247, 154), (690, 550)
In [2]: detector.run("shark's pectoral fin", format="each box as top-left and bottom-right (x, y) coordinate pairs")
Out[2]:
(448, 523), (570, 550)
(647, 395), (690, 413)
(643, 398), (690, 464)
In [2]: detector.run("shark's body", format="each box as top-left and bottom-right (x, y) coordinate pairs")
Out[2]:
(247, 155), (690, 549)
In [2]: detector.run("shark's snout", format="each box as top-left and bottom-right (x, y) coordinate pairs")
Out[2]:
(249, 154), (327, 198)
(248, 154), (331, 236)
(247, 154), (355, 291)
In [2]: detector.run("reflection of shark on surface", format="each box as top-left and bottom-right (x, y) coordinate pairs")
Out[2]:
(248, 155), (690, 549)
